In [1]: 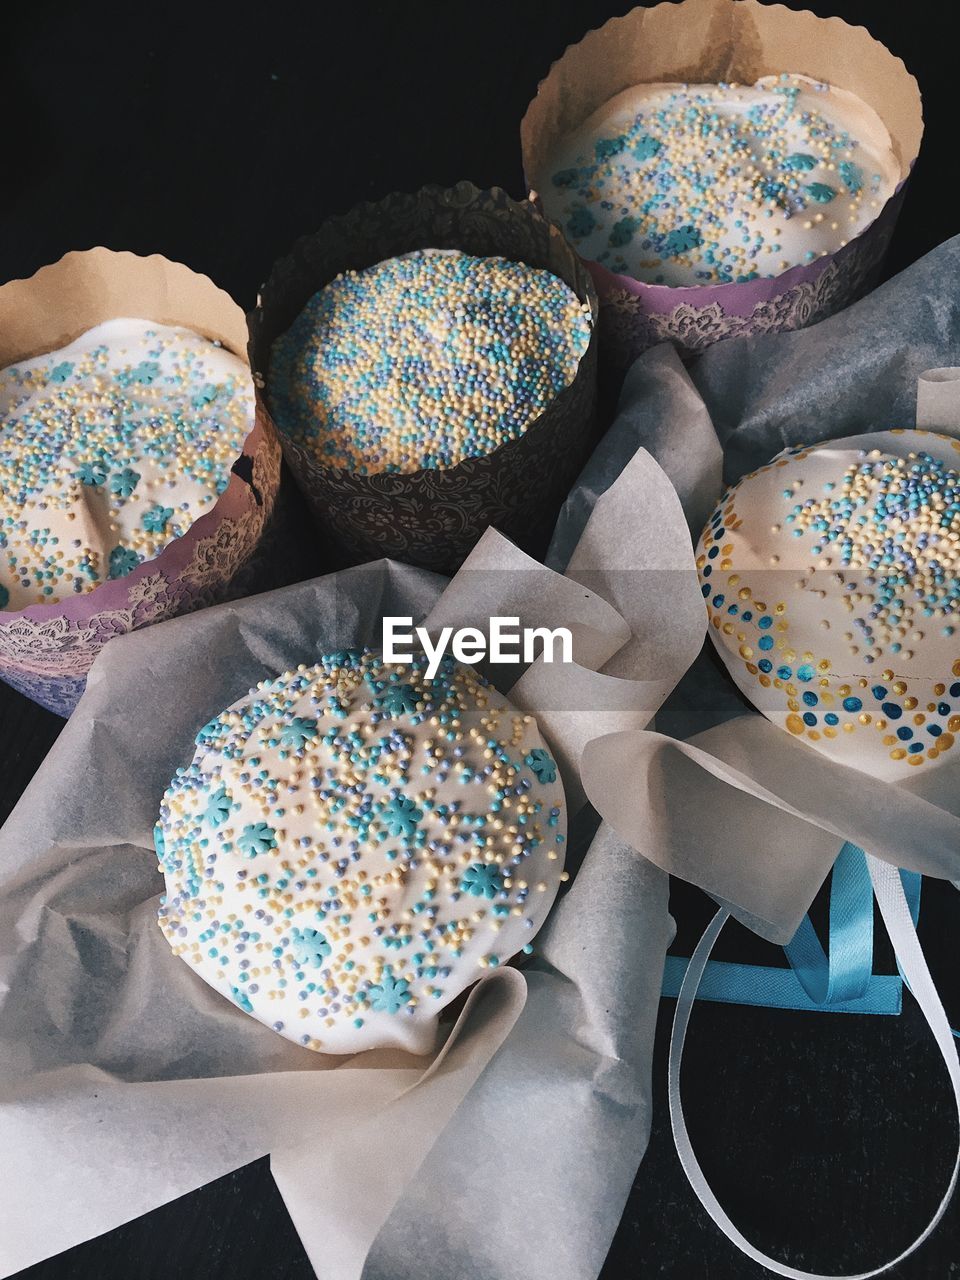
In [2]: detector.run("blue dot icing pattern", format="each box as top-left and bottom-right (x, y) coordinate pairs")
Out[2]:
(156, 649), (567, 1055)
(537, 75), (899, 287)
(697, 431), (960, 780)
(0, 318), (254, 610)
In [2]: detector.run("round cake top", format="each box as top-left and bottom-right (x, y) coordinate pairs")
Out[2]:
(537, 75), (899, 287)
(156, 648), (567, 1055)
(0, 318), (253, 611)
(698, 431), (960, 782)
(267, 249), (592, 475)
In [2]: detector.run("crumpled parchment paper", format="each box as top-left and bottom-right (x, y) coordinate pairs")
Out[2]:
(573, 234), (960, 942)
(0, 443), (701, 1278)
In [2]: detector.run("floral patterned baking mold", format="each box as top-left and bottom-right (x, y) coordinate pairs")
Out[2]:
(520, 0), (923, 372)
(0, 408), (280, 717)
(591, 189), (903, 370)
(250, 182), (600, 576)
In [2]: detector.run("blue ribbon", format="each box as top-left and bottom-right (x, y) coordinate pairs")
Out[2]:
(660, 955), (904, 1014)
(785, 842), (874, 1004)
(661, 843), (936, 1020)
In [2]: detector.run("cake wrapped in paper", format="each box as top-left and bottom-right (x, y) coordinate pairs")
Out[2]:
(155, 648), (567, 1056)
(0, 250), (281, 716)
(521, 0), (922, 374)
(251, 183), (599, 574)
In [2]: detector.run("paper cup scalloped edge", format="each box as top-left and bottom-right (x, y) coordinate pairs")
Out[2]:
(521, 0), (924, 370)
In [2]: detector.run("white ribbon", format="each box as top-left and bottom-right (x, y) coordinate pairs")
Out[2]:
(668, 858), (960, 1278)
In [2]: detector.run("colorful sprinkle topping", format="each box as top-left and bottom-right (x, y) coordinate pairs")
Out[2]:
(156, 649), (567, 1054)
(268, 250), (592, 475)
(0, 318), (254, 610)
(698, 431), (960, 778)
(540, 75), (897, 286)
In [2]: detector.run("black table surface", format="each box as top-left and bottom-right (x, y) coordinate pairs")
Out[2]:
(3, 2), (960, 1277)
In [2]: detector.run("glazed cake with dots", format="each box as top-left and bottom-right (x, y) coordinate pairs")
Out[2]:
(0, 318), (254, 611)
(537, 75), (898, 286)
(267, 249), (592, 474)
(156, 648), (567, 1055)
(698, 431), (960, 781)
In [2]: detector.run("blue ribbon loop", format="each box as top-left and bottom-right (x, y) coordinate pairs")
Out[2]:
(661, 843), (928, 1018)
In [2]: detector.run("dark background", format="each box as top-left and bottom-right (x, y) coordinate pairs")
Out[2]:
(2, 2), (959, 1277)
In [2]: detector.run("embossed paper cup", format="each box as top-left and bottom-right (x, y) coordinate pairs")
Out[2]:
(522, 0), (923, 373)
(250, 182), (599, 575)
(0, 250), (282, 716)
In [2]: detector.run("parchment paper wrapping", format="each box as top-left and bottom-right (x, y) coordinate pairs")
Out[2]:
(251, 182), (599, 575)
(572, 232), (960, 943)
(0, 438), (702, 1278)
(521, 0), (923, 374)
(0, 250), (282, 717)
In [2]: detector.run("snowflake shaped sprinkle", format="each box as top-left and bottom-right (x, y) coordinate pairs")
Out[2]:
(191, 383), (219, 408)
(380, 683), (419, 717)
(839, 161), (863, 193)
(109, 468), (141, 498)
(290, 927), (332, 969)
(205, 786), (231, 828)
(381, 795), (423, 838)
(143, 504), (174, 533)
(460, 862), (504, 899)
(119, 360), (161, 386)
(567, 206), (597, 239)
(279, 716), (319, 750)
(108, 545), (141, 579)
(609, 216), (640, 248)
(663, 225), (703, 258)
(49, 361), (74, 384)
(77, 459), (108, 487)
(632, 134), (661, 161)
(595, 135), (627, 161)
(524, 748), (557, 784)
(238, 822), (277, 858)
(367, 968), (412, 1014)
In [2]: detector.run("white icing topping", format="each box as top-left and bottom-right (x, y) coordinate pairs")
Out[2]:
(157, 650), (567, 1055)
(699, 431), (960, 781)
(537, 75), (900, 286)
(0, 318), (254, 610)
